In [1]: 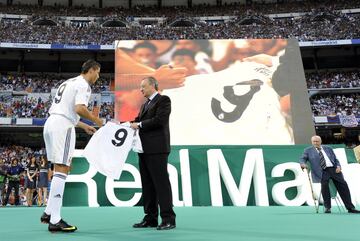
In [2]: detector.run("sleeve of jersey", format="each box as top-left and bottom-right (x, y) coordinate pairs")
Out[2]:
(75, 83), (91, 106)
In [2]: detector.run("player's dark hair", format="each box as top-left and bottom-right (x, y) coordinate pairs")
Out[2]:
(81, 59), (101, 74)
(172, 49), (196, 60)
(133, 41), (157, 53)
(143, 76), (159, 91)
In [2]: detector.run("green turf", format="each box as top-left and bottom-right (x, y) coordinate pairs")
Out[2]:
(0, 206), (359, 241)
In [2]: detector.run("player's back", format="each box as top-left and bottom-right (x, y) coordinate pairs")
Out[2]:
(49, 75), (91, 125)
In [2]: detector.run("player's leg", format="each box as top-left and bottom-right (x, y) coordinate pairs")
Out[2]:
(41, 118), (54, 223)
(47, 127), (77, 232)
(48, 164), (70, 224)
(41, 117), (77, 232)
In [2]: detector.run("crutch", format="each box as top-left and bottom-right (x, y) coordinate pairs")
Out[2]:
(304, 167), (319, 213)
(318, 182), (346, 213)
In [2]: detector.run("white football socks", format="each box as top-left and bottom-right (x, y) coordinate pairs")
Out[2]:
(45, 172), (67, 224)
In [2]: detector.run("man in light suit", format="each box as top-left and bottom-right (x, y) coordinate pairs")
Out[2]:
(130, 76), (176, 230)
(300, 135), (360, 213)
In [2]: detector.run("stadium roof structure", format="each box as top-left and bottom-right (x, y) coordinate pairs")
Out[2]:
(2, 0), (304, 8)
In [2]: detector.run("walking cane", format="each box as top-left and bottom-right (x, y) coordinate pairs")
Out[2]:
(304, 167), (319, 213)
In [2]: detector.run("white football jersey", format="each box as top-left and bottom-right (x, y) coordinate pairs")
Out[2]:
(163, 61), (294, 145)
(49, 75), (91, 125)
(82, 122), (143, 179)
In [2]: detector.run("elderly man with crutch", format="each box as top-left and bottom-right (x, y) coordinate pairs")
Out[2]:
(299, 135), (360, 214)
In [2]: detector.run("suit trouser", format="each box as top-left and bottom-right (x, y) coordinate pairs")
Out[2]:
(4, 181), (20, 205)
(321, 167), (354, 210)
(138, 153), (176, 224)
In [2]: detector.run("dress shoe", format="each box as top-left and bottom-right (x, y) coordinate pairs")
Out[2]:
(348, 209), (360, 213)
(133, 220), (158, 228)
(157, 222), (176, 230)
(324, 208), (331, 213)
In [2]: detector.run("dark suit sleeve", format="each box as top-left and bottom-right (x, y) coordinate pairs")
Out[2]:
(299, 148), (309, 165)
(141, 95), (171, 131)
(134, 112), (141, 123)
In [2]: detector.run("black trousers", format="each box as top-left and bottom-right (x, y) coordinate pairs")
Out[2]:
(321, 167), (354, 210)
(4, 181), (20, 206)
(138, 153), (176, 224)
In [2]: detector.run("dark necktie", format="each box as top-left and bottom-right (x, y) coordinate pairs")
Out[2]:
(316, 147), (327, 170)
(142, 99), (151, 113)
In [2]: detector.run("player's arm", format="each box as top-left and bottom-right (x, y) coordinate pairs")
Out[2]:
(75, 104), (103, 127)
(76, 121), (97, 135)
(115, 49), (186, 90)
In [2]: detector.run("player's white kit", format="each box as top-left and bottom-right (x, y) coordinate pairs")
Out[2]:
(163, 61), (294, 145)
(82, 122), (143, 179)
(43, 75), (91, 166)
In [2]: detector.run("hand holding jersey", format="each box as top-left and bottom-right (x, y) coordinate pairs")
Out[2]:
(77, 121), (97, 135)
(83, 121), (143, 180)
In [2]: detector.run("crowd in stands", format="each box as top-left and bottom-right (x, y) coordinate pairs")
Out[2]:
(0, 72), (113, 119)
(0, 95), (114, 119)
(0, 145), (45, 167)
(1, 3), (360, 44)
(310, 93), (360, 116)
(0, 96), (51, 118)
(0, 1), (360, 17)
(306, 70), (360, 89)
(0, 73), (110, 93)
(98, 102), (114, 120)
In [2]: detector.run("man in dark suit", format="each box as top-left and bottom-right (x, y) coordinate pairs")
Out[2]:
(130, 76), (176, 230)
(300, 135), (360, 213)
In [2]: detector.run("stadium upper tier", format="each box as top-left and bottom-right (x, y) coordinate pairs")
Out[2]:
(1, 3), (360, 44)
(0, 1), (360, 17)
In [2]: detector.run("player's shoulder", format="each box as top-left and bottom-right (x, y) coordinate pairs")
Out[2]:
(73, 76), (90, 89)
(74, 75), (87, 84)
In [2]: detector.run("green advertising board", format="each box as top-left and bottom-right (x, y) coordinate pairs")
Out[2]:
(64, 145), (359, 207)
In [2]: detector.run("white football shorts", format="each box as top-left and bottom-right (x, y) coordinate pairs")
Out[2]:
(43, 114), (75, 166)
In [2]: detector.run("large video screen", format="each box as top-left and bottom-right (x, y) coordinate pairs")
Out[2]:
(115, 39), (314, 145)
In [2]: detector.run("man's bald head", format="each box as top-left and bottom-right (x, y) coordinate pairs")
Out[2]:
(311, 135), (322, 148)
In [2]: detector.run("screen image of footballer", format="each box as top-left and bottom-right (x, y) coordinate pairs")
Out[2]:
(115, 39), (315, 145)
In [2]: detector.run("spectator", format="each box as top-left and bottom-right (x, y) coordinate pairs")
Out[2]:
(25, 155), (38, 207)
(3, 158), (24, 206)
(37, 156), (50, 206)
